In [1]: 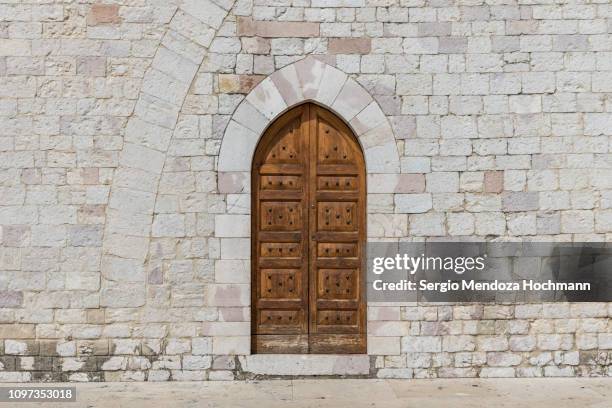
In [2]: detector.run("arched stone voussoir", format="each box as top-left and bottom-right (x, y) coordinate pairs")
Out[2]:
(218, 57), (401, 180)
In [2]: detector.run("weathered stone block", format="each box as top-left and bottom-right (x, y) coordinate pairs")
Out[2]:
(182, 355), (212, 370)
(87, 4), (121, 26)
(502, 192), (538, 212)
(329, 38), (371, 54)
(0, 291), (23, 308)
(401, 336), (441, 353)
(237, 17), (319, 38)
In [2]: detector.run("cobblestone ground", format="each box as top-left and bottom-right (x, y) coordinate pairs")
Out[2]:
(1, 378), (610, 408)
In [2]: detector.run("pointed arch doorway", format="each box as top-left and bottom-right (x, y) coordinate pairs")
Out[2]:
(251, 103), (367, 354)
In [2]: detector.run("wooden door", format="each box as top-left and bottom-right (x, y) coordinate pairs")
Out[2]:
(252, 103), (366, 354)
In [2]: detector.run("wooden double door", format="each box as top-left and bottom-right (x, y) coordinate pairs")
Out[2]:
(252, 103), (366, 354)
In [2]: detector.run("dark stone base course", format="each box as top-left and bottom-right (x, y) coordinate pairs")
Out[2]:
(0, 353), (610, 382)
(0, 340), (610, 381)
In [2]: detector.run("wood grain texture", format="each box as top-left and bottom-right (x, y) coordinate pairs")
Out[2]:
(252, 103), (366, 354)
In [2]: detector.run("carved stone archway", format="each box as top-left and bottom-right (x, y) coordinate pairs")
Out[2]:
(218, 56), (400, 183)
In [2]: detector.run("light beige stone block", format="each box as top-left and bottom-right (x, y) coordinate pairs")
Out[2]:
(246, 77), (287, 120)
(218, 121), (259, 172)
(331, 79), (372, 121)
(271, 64), (304, 107)
(241, 355), (370, 376)
(315, 64), (348, 106)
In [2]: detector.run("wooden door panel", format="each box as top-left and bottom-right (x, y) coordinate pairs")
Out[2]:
(317, 268), (358, 299)
(309, 334), (364, 354)
(317, 242), (357, 258)
(252, 105), (310, 352)
(259, 309), (305, 333)
(253, 103), (366, 354)
(260, 242), (302, 258)
(260, 201), (302, 231)
(317, 201), (358, 231)
(308, 105), (366, 354)
(260, 269), (301, 299)
(316, 120), (356, 164)
(254, 335), (308, 354)
(261, 175), (302, 190)
(317, 175), (358, 191)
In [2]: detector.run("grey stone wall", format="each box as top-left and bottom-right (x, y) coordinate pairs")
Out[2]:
(0, 0), (610, 381)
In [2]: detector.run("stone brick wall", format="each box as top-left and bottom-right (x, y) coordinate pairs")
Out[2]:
(0, 0), (610, 381)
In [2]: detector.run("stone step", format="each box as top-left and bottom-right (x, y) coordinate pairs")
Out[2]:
(240, 355), (370, 377)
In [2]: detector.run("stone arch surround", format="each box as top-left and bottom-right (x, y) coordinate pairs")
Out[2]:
(216, 60), (402, 356)
(217, 56), (401, 191)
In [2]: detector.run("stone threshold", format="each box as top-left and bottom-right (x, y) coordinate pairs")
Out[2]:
(238, 355), (372, 377)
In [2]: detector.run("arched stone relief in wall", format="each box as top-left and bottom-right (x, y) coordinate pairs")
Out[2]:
(100, 1), (236, 308)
